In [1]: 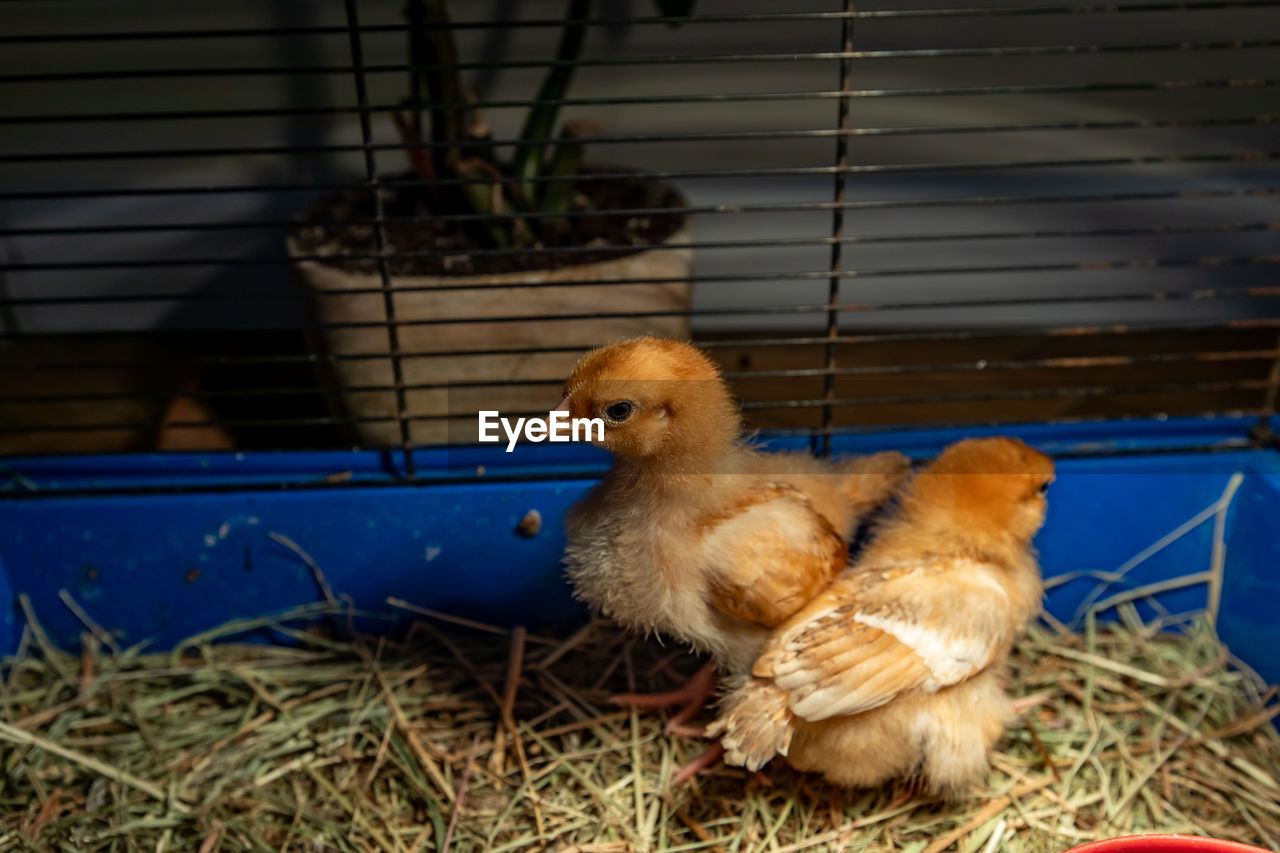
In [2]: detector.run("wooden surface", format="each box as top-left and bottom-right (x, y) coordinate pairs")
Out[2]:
(3, 326), (1275, 454)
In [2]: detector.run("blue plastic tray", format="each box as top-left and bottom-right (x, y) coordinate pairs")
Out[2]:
(2, 415), (1278, 685)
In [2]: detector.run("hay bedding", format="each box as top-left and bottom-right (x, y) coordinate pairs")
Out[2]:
(2, 599), (1278, 853)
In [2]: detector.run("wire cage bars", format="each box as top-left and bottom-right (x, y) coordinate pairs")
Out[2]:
(2, 0), (1280, 477)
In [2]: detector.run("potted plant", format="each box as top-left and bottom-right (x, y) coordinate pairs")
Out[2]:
(288, 0), (696, 447)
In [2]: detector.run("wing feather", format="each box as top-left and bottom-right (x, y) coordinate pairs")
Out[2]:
(752, 560), (1007, 722)
(702, 484), (848, 628)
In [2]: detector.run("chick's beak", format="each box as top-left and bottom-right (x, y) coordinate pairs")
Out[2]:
(553, 395), (571, 414)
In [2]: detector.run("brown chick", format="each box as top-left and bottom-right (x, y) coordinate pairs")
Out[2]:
(559, 337), (909, 726)
(707, 436), (1054, 797)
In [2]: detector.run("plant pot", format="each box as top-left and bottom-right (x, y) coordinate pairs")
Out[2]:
(287, 171), (693, 447)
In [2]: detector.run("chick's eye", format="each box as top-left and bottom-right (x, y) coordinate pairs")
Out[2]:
(1036, 481), (1051, 495)
(605, 401), (634, 422)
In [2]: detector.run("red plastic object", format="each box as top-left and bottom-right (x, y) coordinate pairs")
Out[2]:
(1066, 836), (1272, 853)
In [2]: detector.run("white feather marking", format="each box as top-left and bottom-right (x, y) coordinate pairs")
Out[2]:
(960, 562), (1011, 597)
(850, 609), (992, 690)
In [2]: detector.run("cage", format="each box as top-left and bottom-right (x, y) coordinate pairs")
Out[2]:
(2, 1), (1280, 850)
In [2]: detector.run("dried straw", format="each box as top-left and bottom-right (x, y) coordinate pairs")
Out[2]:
(2, 601), (1277, 852)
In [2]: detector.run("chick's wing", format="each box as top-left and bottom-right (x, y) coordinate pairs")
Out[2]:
(700, 483), (848, 628)
(753, 560), (1008, 722)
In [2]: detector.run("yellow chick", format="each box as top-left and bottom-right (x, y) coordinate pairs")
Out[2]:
(708, 436), (1054, 797)
(559, 337), (909, 740)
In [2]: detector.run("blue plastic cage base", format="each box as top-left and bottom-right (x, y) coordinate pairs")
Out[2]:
(2, 415), (1278, 685)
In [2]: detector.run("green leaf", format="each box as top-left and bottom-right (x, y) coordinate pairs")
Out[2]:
(510, 0), (591, 206)
(405, 0), (468, 175)
(539, 126), (590, 219)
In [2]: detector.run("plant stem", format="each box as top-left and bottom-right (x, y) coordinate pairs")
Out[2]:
(540, 123), (593, 220)
(409, 0), (468, 179)
(511, 0), (591, 208)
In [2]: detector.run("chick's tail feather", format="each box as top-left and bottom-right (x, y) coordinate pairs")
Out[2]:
(837, 451), (912, 514)
(706, 679), (795, 772)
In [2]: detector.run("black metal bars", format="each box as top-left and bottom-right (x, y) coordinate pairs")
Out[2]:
(341, 0), (415, 476)
(2, 0), (1279, 463)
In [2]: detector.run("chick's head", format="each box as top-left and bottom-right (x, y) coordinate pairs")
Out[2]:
(558, 337), (740, 459)
(905, 437), (1056, 547)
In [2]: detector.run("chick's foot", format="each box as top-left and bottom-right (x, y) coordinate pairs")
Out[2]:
(610, 660), (717, 736)
(672, 741), (727, 787)
(888, 776), (927, 809)
(1010, 690), (1054, 714)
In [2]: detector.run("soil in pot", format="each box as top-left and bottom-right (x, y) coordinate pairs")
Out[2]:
(290, 167), (687, 278)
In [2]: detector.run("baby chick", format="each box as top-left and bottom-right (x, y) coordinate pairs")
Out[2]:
(708, 436), (1054, 797)
(559, 337), (909, 739)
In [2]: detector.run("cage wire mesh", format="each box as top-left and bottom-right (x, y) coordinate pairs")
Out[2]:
(1, 0), (1279, 471)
